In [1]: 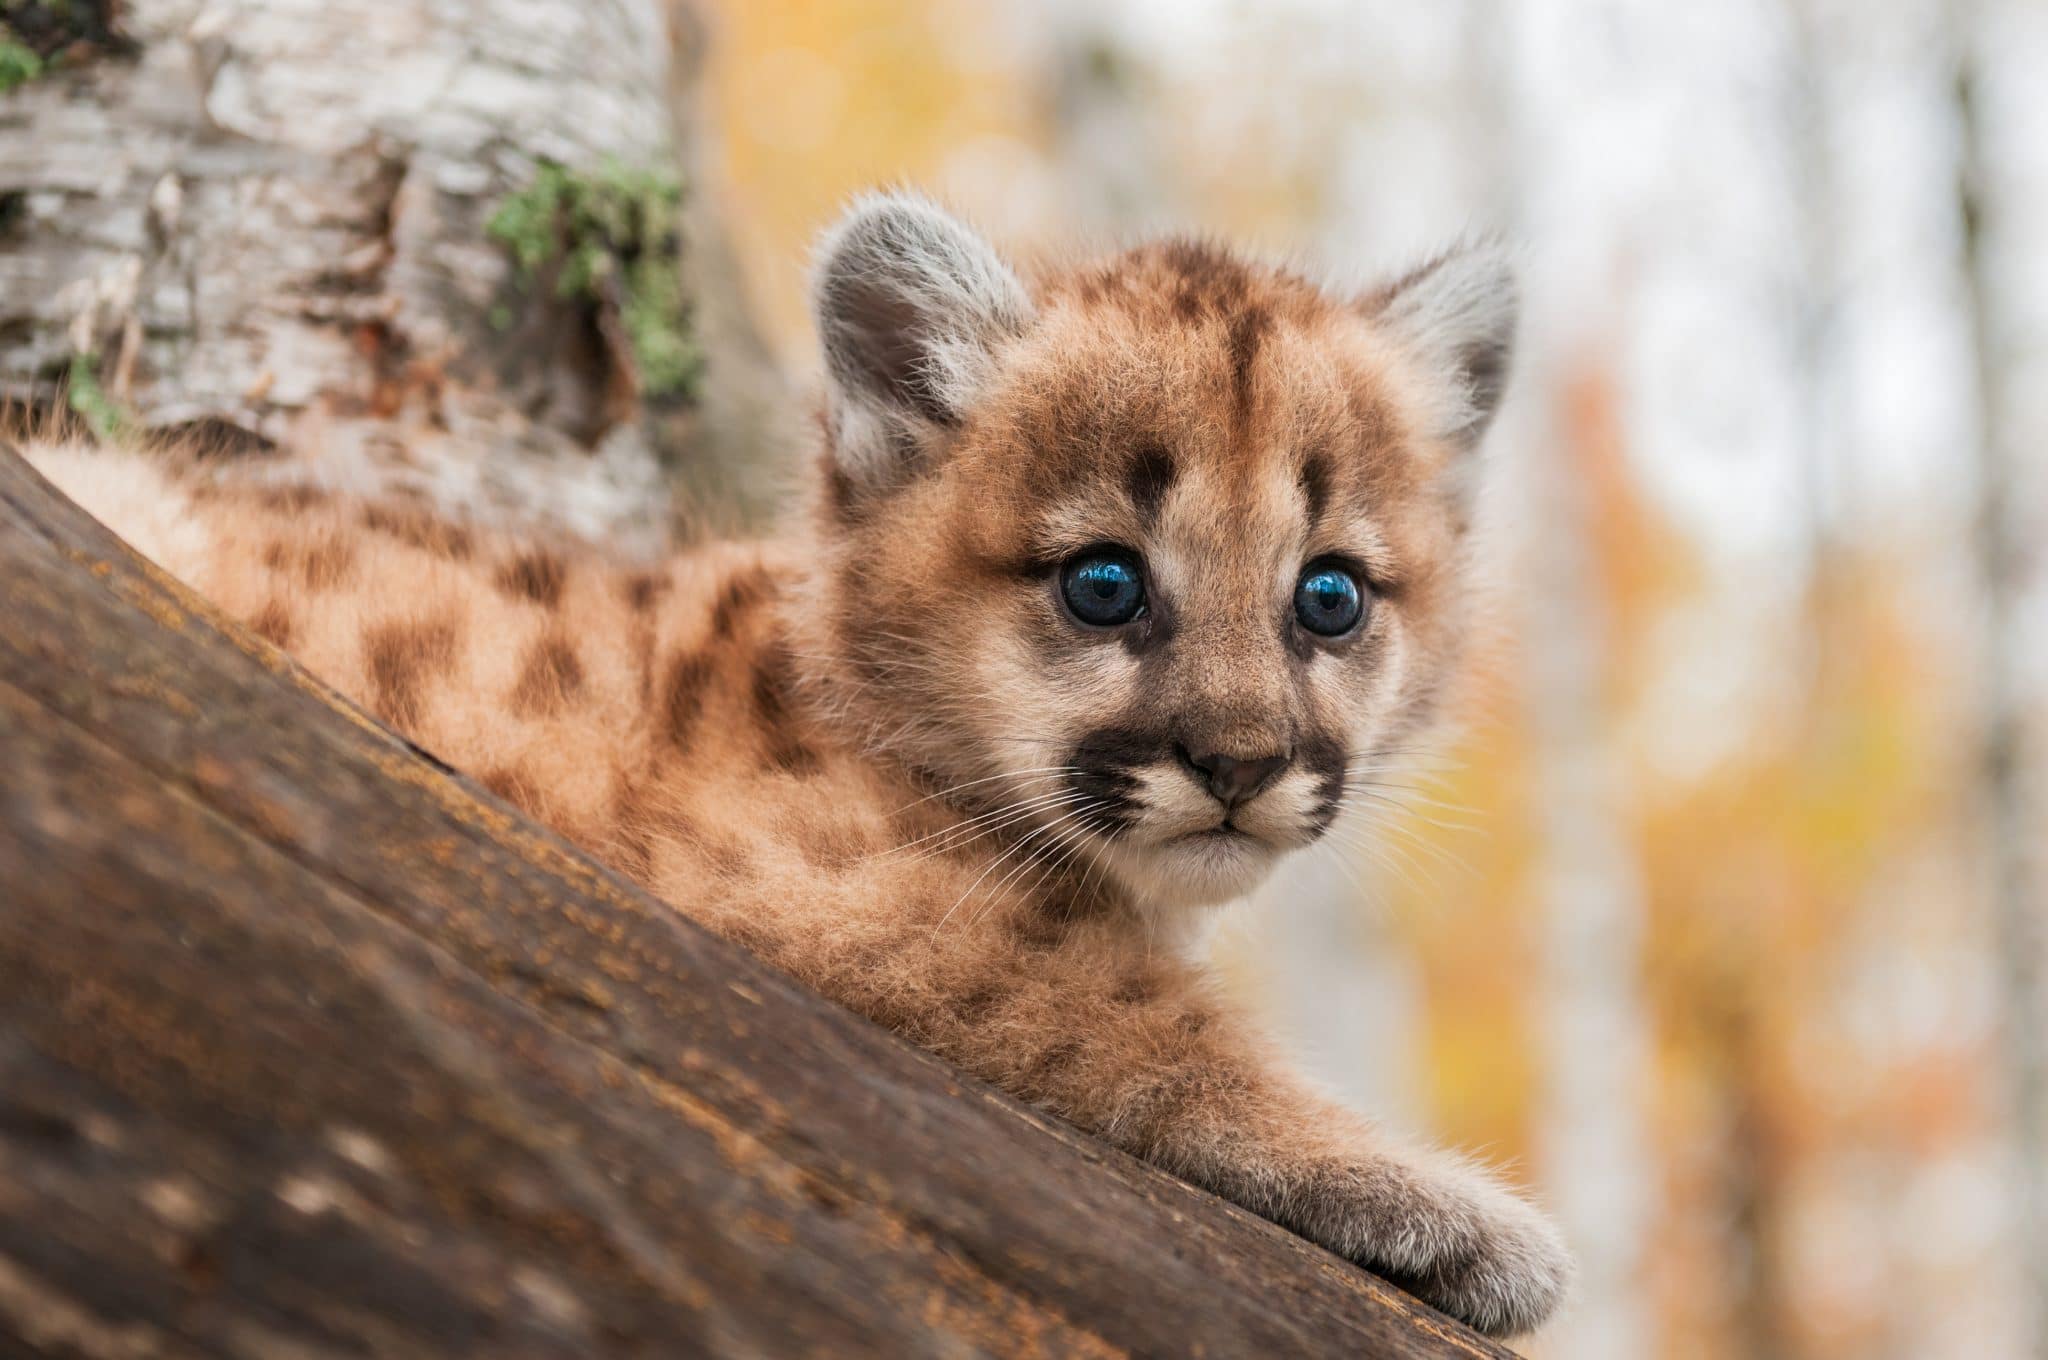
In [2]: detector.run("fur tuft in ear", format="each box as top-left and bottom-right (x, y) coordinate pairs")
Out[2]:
(812, 192), (1033, 500)
(1363, 239), (1519, 455)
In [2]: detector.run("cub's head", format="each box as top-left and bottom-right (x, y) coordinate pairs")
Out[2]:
(801, 193), (1513, 911)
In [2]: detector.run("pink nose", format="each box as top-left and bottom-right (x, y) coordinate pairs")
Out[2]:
(1179, 747), (1292, 808)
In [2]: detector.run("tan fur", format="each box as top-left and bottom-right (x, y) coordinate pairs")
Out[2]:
(23, 200), (1570, 1337)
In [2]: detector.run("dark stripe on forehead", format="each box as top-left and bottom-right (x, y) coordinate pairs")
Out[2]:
(1297, 449), (1333, 528)
(1156, 238), (1255, 322)
(1225, 305), (1270, 436)
(1161, 238), (1249, 297)
(1122, 442), (1178, 526)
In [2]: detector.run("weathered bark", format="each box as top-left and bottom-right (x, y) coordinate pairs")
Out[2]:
(1955, 14), (2048, 1353)
(0, 443), (1519, 1357)
(0, 0), (791, 542)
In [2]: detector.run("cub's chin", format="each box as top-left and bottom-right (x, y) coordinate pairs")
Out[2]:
(1101, 826), (1287, 911)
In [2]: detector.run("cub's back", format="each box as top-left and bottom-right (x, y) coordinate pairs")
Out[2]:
(23, 440), (813, 869)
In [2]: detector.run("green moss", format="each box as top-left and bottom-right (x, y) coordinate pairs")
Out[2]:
(487, 159), (702, 403)
(0, 37), (42, 91)
(66, 355), (127, 440)
(1, 0), (132, 66)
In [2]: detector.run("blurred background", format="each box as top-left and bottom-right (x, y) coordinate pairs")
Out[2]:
(696, 3), (2048, 1356)
(4, 1), (2043, 1356)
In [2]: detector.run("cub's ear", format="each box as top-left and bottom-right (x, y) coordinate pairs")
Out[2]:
(1362, 239), (1519, 456)
(812, 192), (1034, 500)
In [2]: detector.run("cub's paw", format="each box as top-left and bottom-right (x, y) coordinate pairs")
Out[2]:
(1300, 1154), (1573, 1338)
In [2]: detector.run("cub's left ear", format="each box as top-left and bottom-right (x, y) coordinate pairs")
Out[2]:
(812, 192), (1035, 503)
(1362, 239), (1519, 456)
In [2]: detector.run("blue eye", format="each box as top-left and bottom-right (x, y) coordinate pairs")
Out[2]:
(1060, 551), (1146, 627)
(1294, 562), (1365, 637)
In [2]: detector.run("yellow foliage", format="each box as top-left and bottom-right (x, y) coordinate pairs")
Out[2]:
(701, 0), (1043, 348)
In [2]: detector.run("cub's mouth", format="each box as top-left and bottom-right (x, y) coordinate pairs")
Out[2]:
(1173, 822), (1255, 843)
(1098, 817), (1285, 910)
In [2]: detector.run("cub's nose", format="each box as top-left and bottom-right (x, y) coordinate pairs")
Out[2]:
(1178, 746), (1293, 809)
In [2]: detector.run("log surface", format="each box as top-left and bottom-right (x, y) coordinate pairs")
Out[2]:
(0, 445), (1515, 1359)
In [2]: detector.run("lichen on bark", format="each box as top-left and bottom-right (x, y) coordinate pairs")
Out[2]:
(0, 0), (135, 87)
(64, 354), (127, 437)
(488, 160), (704, 406)
(0, 39), (40, 92)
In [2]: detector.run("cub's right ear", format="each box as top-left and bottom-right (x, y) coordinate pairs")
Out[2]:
(1362, 238), (1519, 459)
(812, 192), (1034, 504)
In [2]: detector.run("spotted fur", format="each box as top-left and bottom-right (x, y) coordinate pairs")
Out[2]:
(25, 192), (1569, 1338)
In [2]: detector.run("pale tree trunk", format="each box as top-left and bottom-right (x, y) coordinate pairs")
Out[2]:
(1787, 0), (1845, 699)
(1517, 362), (1655, 1360)
(0, 0), (790, 546)
(1705, 10), (1846, 1356)
(1484, 4), (1656, 1356)
(1954, 7), (2048, 1353)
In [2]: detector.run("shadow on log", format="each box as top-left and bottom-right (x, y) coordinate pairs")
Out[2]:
(0, 445), (1516, 1358)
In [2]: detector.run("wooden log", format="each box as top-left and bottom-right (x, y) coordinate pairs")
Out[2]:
(0, 444), (1517, 1359)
